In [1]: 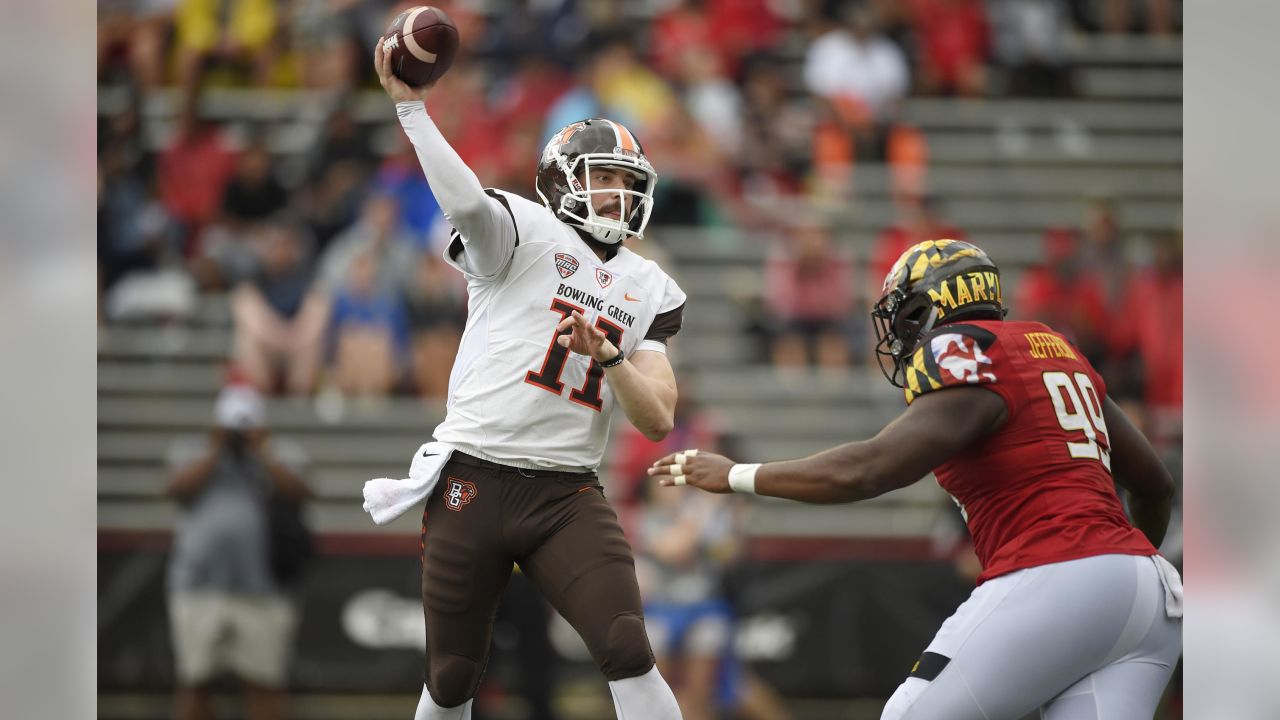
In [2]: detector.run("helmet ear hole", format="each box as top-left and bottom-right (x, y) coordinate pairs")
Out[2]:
(894, 304), (926, 339)
(892, 295), (937, 356)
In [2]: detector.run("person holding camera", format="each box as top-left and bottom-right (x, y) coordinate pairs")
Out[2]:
(165, 385), (311, 720)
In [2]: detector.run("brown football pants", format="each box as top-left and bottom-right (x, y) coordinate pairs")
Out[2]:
(419, 451), (654, 707)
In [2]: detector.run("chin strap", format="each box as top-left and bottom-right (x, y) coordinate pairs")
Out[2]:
(574, 228), (620, 259)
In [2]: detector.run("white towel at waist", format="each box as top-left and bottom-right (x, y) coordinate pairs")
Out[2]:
(362, 441), (455, 525)
(1152, 553), (1184, 619)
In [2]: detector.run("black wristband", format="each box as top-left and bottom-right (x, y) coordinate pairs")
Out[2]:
(598, 349), (625, 368)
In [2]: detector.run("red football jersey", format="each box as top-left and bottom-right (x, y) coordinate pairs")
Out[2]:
(903, 319), (1156, 584)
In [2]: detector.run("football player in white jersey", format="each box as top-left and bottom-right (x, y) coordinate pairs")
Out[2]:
(372, 38), (686, 720)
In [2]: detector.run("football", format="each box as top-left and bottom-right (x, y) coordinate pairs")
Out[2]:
(382, 6), (459, 87)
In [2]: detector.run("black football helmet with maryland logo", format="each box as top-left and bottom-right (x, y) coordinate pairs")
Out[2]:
(536, 118), (657, 245)
(872, 239), (1007, 388)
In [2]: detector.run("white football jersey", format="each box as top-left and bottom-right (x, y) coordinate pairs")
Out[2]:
(433, 189), (686, 471)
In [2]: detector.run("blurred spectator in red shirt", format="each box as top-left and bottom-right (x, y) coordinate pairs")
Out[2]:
(158, 101), (238, 245)
(909, 0), (991, 96)
(764, 219), (854, 372)
(1114, 233), (1182, 436)
(869, 194), (966, 288)
(1014, 226), (1110, 362)
(426, 65), (508, 185)
(703, 0), (784, 68)
(1064, 195), (1153, 405)
(650, 0), (783, 80)
(651, 0), (718, 80)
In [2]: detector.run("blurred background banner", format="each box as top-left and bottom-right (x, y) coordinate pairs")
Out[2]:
(93, 0), (1184, 718)
(100, 546), (971, 697)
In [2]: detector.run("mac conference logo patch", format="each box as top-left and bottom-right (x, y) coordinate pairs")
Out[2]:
(555, 253), (579, 278)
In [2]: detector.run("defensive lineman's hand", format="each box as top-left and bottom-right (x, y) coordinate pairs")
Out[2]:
(374, 35), (433, 103)
(557, 311), (618, 363)
(648, 450), (735, 493)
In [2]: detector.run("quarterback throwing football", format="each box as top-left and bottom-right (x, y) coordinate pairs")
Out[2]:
(369, 38), (686, 720)
(652, 240), (1182, 719)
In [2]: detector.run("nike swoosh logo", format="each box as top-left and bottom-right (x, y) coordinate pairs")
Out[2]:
(624, 293), (641, 302)
(422, 452), (439, 458)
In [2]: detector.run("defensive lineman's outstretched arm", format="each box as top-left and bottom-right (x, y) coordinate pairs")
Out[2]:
(374, 38), (516, 277)
(648, 387), (1007, 504)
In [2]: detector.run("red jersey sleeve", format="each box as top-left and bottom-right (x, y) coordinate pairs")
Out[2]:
(902, 323), (1021, 414)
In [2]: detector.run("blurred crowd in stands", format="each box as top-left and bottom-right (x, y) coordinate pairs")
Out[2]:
(98, 0), (1181, 439)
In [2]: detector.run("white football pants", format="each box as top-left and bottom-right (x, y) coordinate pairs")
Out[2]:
(882, 553), (1182, 720)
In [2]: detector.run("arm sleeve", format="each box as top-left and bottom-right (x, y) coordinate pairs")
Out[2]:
(396, 101), (517, 278)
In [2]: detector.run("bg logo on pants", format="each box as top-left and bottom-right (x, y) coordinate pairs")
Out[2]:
(444, 478), (477, 511)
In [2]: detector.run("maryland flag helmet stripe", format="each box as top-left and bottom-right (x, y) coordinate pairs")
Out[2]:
(904, 344), (944, 402)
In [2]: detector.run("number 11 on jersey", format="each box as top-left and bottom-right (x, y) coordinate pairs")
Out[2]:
(525, 299), (625, 411)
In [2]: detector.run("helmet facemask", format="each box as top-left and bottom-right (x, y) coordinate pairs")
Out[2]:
(872, 289), (940, 388)
(559, 154), (654, 244)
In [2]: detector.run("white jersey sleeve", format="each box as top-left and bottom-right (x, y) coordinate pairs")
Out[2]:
(439, 188), (523, 279)
(396, 101), (517, 278)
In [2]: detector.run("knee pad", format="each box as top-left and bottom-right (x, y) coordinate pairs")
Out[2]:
(600, 613), (655, 681)
(428, 653), (482, 708)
